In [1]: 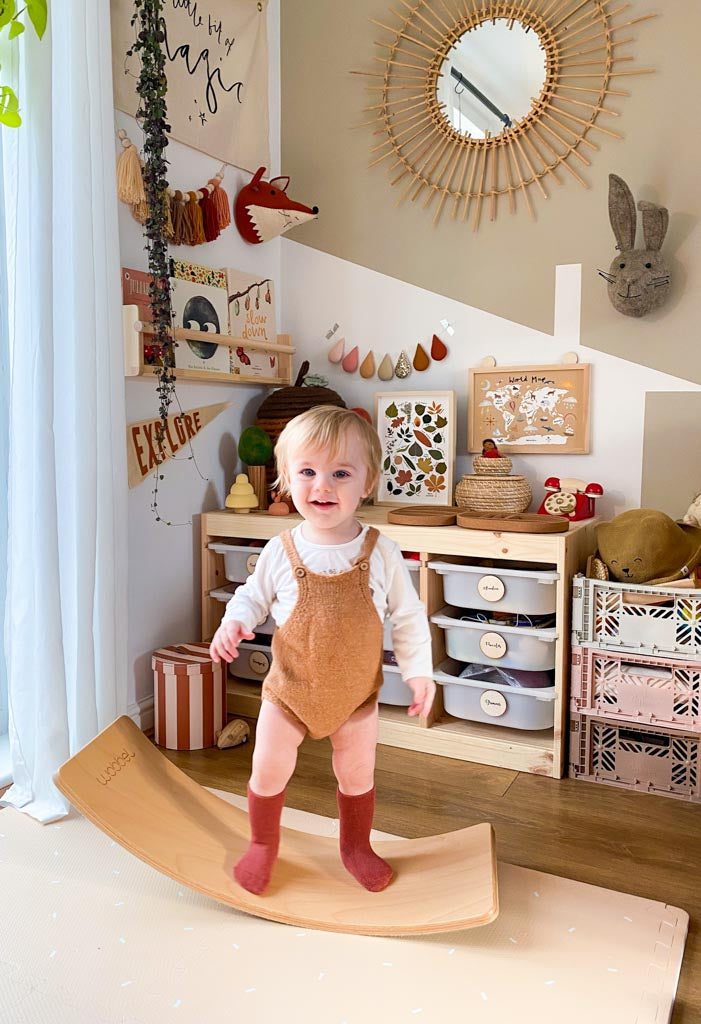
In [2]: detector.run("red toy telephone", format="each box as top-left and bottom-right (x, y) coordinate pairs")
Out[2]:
(537, 477), (603, 521)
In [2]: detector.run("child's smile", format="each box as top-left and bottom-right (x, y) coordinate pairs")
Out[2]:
(288, 431), (372, 543)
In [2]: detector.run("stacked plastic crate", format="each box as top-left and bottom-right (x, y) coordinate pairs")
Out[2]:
(569, 575), (701, 801)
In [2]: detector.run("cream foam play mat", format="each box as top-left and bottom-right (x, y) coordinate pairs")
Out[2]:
(0, 785), (688, 1024)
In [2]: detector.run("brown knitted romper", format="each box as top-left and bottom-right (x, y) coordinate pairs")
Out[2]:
(261, 527), (384, 740)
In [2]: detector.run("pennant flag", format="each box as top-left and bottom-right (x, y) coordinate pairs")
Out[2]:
(127, 402), (230, 488)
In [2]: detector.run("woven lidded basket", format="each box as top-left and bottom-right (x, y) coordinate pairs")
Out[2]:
(472, 455), (513, 476)
(455, 474), (532, 514)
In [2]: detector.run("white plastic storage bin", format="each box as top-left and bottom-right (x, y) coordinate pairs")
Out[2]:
(572, 574), (701, 658)
(209, 585), (275, 635)
(431, 608), (557, 670)
(208, 542), (266, 583)
(434, 658), (556, 730)
(229, 638), (273, 682)
(379, 663), (413, 707)
(429, 561), (559, 615)
(383, 558), (422, 647)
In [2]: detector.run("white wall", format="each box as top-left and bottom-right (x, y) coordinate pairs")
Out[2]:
(281, 241), (700, 520)
(117, 1), (280, 727)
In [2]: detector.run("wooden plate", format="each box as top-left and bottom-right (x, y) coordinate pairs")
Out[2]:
(386, 506), (460, 527)
(456, 512), (570, 533)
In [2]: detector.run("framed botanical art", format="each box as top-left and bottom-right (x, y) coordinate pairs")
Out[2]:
(468, 363), (591, 455)
(375, 390), (456, 506)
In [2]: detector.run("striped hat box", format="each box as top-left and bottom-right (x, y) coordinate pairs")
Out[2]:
(152, 643), (226, 751)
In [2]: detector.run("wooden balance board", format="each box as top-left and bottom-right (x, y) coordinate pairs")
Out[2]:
(386, 505), (460, 526)
(54, 716), (498, 937)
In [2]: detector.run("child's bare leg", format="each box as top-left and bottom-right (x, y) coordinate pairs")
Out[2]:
(331, 702), (393, 892)
(250, 699), (306, 795)
(234, 700), (306, 895)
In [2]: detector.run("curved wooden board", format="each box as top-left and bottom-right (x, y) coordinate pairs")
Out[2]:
(387, 506), (460, 526)
(54, 716), (498, 937)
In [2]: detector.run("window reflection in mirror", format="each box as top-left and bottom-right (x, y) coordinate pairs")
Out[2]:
(437, 20), (547, 139)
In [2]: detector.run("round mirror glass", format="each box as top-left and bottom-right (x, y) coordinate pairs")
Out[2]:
(437, 20), (546, 139)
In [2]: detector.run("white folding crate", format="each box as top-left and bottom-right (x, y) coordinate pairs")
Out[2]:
(429, 560), (559, 615)
(572, 574), (701, 659)
(228, 638), (272, 682)
(431, 608), (557, 671)
(434, 658), (556, 730)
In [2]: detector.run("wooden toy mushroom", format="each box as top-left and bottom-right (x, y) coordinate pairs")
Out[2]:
(225, 473), (259, 513)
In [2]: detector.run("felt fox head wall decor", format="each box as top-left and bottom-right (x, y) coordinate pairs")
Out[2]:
(598, 173), (671, 318)
(234, 166), (319, 244)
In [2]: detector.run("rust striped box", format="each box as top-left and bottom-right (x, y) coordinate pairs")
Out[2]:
(152, 643), (226, 750)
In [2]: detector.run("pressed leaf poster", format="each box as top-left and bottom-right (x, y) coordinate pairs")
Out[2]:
(375, 391), (456, 506)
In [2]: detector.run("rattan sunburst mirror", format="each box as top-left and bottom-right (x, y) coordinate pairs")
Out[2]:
(356, 1), (656, 230)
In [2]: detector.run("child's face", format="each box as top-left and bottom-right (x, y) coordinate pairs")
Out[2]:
(288, 430), (372, 531)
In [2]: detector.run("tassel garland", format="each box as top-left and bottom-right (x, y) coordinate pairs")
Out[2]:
(115, 129), (231, 246)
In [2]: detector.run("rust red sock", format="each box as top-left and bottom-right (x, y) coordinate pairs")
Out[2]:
(337, 786), (394, 893)
(234, 785), (286, 896)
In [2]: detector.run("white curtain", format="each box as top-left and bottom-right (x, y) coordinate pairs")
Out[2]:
(2, 0), (128, 822)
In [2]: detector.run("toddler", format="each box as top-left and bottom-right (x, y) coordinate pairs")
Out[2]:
(210, 405), (435, 896)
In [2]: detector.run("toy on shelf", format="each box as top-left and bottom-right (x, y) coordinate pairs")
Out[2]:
(238, 426), (273, 511)
(226, 474), (258, 513)
(596, 508), (701, 585)
(472, 438), (513, 478)
(537, 477), (603, 521)
(267, 491), (291, 516)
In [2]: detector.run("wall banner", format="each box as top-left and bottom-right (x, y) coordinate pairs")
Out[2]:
(127, 402), (230, 488)
(111, 0), (270, 170)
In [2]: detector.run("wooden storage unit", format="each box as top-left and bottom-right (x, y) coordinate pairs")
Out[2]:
(200, 507), (597, 778)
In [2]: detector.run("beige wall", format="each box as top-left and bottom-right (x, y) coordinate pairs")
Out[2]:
(642, 393), (701, 519)
(281, 0), (701, 383)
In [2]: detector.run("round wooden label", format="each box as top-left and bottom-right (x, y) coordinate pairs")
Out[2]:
(249, 650), (270, 675)
(479, 631), (508, 659)
(246, 553), (260, 574)
(477, 574), (505, 603)
(480, 690), (508, 717)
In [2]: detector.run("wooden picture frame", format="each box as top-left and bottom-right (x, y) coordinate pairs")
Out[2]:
(468, 363), (591, 455)
(375, 390), (456, 506)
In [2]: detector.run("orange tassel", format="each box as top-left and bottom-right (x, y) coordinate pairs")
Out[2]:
(210, 182), (231, 229)
(171, 191), (187, 245)
(185, 190), (206, 245)
(200, 190), (220, 241)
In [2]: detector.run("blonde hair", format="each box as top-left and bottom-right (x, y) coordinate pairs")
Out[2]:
(273, 405), (382, 496)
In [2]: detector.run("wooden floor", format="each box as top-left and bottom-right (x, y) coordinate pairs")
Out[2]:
(162, 716), (701, 1024)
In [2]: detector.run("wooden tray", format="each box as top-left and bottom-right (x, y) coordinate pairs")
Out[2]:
(456, 512), (570, 533)
(386, 506), (460, 527)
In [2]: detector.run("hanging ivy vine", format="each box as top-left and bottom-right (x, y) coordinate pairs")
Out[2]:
(127, 0), (177, 524)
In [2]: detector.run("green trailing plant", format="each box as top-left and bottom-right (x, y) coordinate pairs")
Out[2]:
(0, 0), (47, 127)
(127, 0), (179, 525)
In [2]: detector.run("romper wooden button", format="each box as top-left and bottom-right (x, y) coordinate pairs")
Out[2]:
(359, 561), (369, 571)
(294, 567), (306, 578)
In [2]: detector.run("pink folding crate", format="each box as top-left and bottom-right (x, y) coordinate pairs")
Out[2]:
(571, 645), (701, 732)
(569, 711), (700, 802)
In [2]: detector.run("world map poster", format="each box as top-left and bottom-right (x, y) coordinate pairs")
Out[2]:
(468, 363), (591, 454)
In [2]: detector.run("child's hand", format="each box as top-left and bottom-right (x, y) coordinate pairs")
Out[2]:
(209, 620), (255, 664)
(406, 676), (436, 718)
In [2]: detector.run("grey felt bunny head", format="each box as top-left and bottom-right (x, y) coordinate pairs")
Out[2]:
(598, 174), (671, 318)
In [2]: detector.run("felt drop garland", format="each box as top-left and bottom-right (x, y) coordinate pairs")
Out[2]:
(116, 129), (231, 245)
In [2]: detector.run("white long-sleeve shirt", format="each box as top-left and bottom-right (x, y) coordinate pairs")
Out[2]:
(223, 523), (433, 682)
